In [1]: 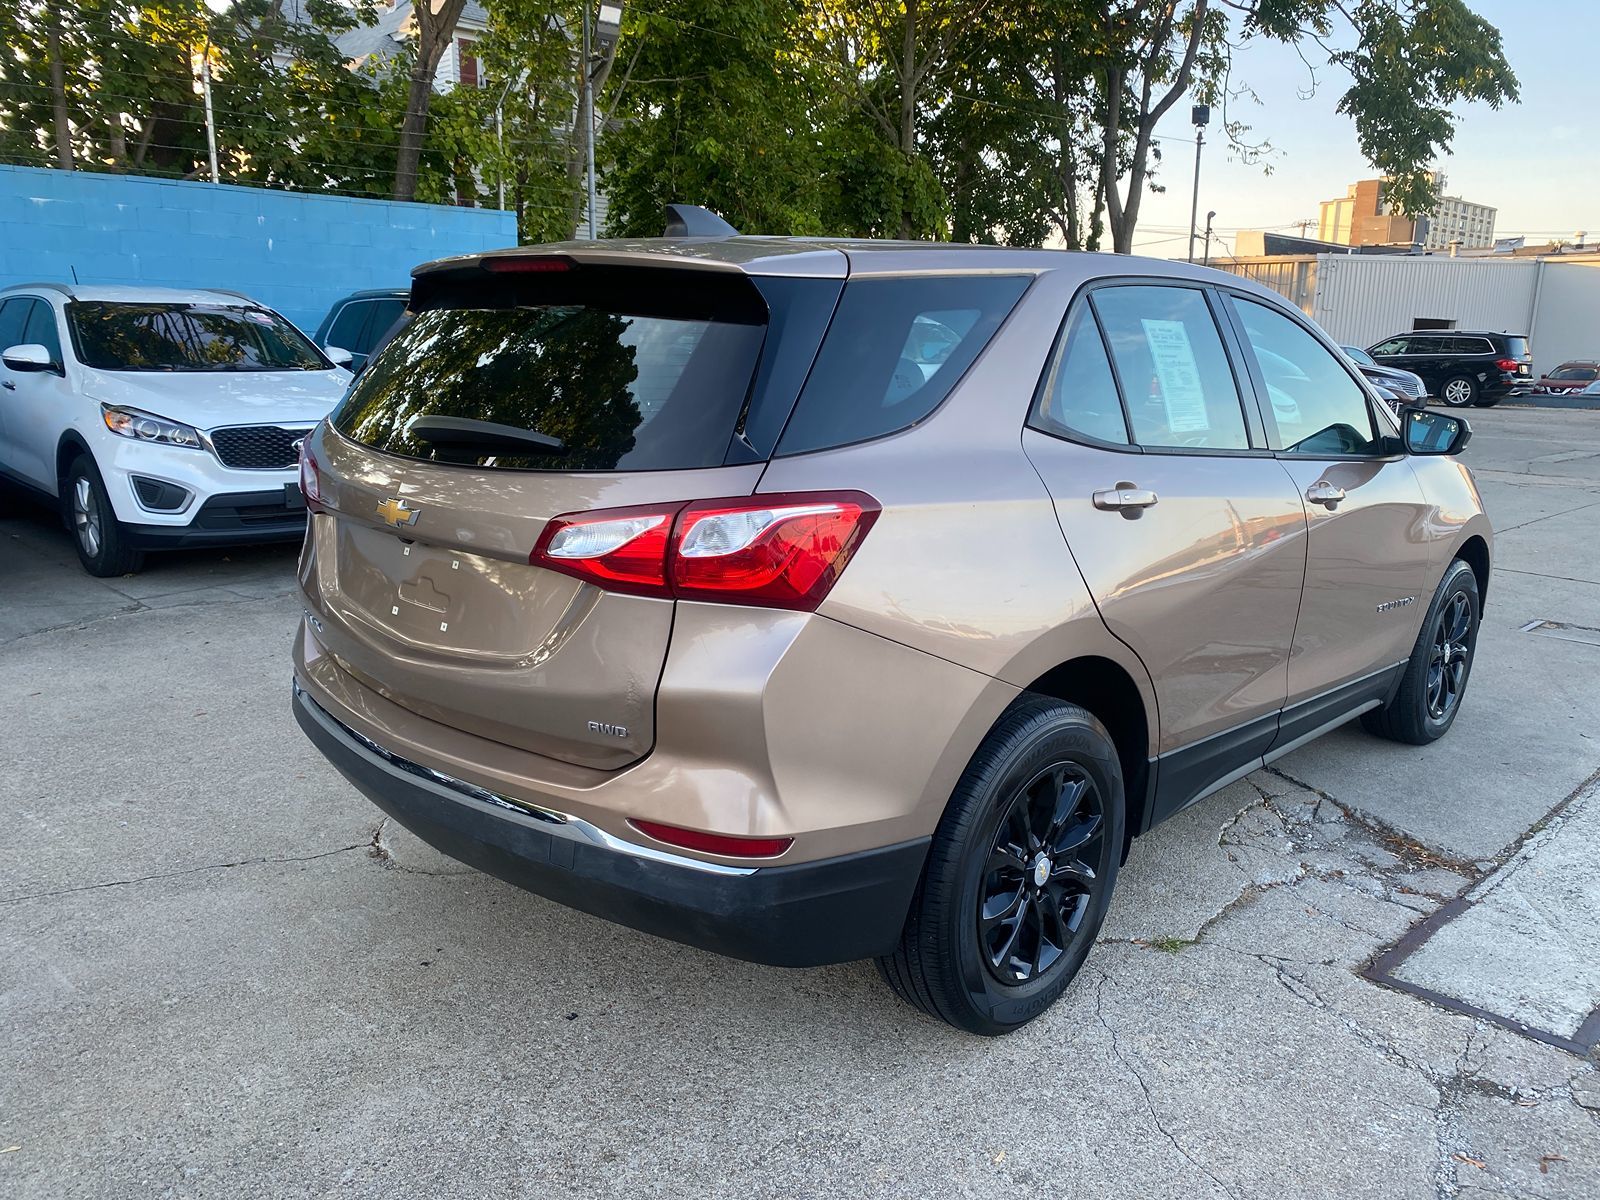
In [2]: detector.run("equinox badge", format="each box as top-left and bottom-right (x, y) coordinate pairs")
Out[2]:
(377, 497), (420, 528)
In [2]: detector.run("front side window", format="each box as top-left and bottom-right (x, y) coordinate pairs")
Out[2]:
(1229, 297), (1381, 457)
(0, 298), (31, 350)
(23, 301), (62, 361)
(1091, 285), (1250, 451)
(68, 303), (329, 372)
(1370, 338), (1408, 356)
(1032, 305), (1128, 446)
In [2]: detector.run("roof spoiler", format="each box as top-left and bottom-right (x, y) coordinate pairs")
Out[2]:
(664, 204), (739, 239)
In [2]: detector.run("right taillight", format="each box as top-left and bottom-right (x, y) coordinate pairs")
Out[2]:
(529, 491), (879, 611)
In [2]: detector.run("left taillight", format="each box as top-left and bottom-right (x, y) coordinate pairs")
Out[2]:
(529, 491), (880, 611)
(298, 441), (324, 512)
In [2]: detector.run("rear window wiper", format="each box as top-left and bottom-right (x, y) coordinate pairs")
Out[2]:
(406, 415), (567, 458)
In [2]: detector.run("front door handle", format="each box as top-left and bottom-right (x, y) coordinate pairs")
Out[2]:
(1, 380), (13, 391)
(1306, 480), (1346, 508)
(1092, 482), (1159, 519)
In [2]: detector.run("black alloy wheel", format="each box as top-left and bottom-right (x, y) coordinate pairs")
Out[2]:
(1426, 591), (1474, 722)
(1362, 558), (1480, 745)
(979, 763), (1105, 985)
(877, 696), (1125, 1035)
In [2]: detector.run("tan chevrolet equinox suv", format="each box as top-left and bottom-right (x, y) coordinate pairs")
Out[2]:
(292, 215), (1490, 1034)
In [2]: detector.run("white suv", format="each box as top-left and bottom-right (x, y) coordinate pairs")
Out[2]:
(0, 284), (352, 575)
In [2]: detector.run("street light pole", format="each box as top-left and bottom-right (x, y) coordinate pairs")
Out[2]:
(1203, 210), (1216, 266)
(1186, 104), (1209, 264)
(581, 3), (595, 239)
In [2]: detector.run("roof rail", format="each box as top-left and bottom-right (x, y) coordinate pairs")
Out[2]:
(3, 281), (74, 297)
(205, 288), (258, 302)
(663, 204), (739, 239)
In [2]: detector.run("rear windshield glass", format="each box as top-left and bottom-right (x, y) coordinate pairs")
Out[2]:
(68, 302), (328, 371)
(333, 290), (766, 473)
(1504, 337), (1529, 360)
(776, 275), (1030, 456)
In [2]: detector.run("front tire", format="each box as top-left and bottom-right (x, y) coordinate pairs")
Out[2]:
(64, 455), (144, 577)
(1362, 559), (1480, 745)
(876, 696), (1124, 1035)
(1441, 375), (1478, 407)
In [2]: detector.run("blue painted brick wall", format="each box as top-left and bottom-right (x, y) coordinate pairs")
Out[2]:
(0, 165), (517, 334)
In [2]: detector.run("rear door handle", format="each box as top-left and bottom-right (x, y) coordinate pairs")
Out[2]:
(1, 380), (13, 391)
(1092, 483), (1159, 518)
(1306, 480), (1345, 508)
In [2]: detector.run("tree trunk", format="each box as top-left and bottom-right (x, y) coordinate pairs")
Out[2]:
(1100, 0), (1208, 254)
(894, 0), (920, 238)
(45, 0), (73, 170)
(393, 0), (469, 203)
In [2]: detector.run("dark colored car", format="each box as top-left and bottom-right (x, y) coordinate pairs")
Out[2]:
(1341, 346), (1427, 409)
(312, 289), (409, 372)
(1532, 361), (1599, 394)
(1366, 331), (1532, 408)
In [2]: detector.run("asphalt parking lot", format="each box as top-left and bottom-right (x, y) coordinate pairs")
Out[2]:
(3, 405), (1598, 1199)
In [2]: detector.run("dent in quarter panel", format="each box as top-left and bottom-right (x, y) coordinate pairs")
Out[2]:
(655, 602), (1019, 858)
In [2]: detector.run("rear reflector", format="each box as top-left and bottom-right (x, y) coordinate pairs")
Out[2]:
(530, 490), (879, 611)
(629, 819), (793, 859)
(482, 256), (573, 273)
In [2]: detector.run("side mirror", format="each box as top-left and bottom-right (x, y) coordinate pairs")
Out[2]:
(1404, 409), (1471, 456)
(2, 343), (56, 373)
(323, 345), (354, 368)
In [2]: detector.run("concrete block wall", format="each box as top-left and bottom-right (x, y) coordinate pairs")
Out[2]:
(0, 165), (517, 334)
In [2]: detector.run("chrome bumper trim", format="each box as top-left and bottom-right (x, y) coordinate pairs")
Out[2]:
(294, 681), (757, 877)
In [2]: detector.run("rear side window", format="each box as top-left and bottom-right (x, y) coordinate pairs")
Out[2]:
(1091, 285), (1249, 451)
(359, 299), (407, 353)
(1032, 305), (1128, 445)
(334, 270), (769, 472)
(775, 275), (1029, 456)
(324, 302), (372, 353)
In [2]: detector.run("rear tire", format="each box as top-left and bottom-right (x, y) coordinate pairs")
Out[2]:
(1441, 375), (1478, 407)
(876, 696), (1124, 1035)
(1362, 559), (1480, 745)
(64, 454), (144, 577)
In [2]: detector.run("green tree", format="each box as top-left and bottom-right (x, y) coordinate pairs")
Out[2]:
(597, 0), (827, 237)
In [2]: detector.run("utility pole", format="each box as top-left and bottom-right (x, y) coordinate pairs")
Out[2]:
(1186, 104), (1210, 264)
(495, 75), (515, 211)
(581, 2), (595, 238)
(197, 43), (219, 184)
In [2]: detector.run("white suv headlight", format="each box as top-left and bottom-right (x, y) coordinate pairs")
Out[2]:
(100, 404), (204, 450)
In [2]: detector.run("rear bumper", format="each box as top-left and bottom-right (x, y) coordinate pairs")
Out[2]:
(292, 681), (928, 967)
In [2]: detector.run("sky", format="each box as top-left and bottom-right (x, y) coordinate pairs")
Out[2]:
(1130, 0), (1597, 259)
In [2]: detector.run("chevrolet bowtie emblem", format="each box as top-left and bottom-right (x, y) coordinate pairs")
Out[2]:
(376, 497), (420, 528)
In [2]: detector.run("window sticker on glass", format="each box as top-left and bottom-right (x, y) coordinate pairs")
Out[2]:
(1140, 318), (1210, 432)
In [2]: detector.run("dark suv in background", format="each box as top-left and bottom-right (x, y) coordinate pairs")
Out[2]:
(312, 289), (409, 372)
(1367, 331), (1532, 407)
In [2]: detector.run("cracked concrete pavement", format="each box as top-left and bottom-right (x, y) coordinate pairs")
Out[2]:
(2, 406), (1597, 1198)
